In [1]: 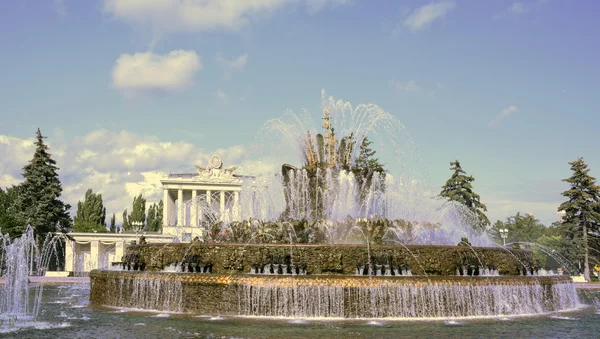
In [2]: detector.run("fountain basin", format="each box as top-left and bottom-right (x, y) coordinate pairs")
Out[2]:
(90, 270), (577, 318)
(90, 243), (578, 318)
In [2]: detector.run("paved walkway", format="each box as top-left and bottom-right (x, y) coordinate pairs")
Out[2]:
(576, 282), (600, 290)
(0, 277), (90, 285)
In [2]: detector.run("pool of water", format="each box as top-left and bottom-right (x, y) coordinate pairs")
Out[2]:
(2, 284), (600, 338)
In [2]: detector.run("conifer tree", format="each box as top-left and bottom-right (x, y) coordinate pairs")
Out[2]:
(558, 157), (600, 281)
(351, 137), (385, 214)
(73, 188), (107, 232)
(14, 128), (72, 240)
(440, 160), (490, 231)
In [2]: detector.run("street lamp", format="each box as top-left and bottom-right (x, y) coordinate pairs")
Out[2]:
(499, 228), (509, 247)
(131, 221), (144, 242)
(131, 221), (144, 231)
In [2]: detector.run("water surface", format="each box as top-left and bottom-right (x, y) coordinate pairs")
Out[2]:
(2, 284), (600, 339)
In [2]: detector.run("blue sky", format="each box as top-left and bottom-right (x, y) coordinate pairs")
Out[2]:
(0, 0), (598, 226)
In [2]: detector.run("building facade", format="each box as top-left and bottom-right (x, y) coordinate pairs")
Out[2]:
(161, 155), (244, 241)
(61, 155), (246, 274)
(64, 232), (173, 273)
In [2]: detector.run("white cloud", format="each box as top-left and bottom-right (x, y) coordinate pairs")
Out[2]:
(389, 80), (421, 93)
(489, 105), (519, 128)
(54, 0), (67, 16)
(111, 50), (202, 98)
(103, 0), (349, 35)
(403, 1), (456, 32)
(0, 130), (247, 225)
(306, 0), (350, 14)
(510, 2), (528, 15)
(494, 0), (549, 19)
(216, 53), (248, 80)
(216, 89), (230, 104)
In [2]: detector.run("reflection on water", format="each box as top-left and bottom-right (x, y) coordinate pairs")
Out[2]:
(2, 284), (600, 338)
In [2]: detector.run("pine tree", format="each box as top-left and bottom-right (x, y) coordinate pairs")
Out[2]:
(14, 128), (72, 240)
(440, 160), (490, 231)
(73, 188), (107, 232)
(558, 157), (600, 281)
(110, 213), (116, 233)
(352, 137), (385, 181)
(351, 137), (385, 214)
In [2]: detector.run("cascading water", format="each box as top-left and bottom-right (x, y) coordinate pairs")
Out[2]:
(104, 274), (183, 312)
(0, 228), (41, 325)
(0, 226), (65, 328)
(238, 280), (579, 318)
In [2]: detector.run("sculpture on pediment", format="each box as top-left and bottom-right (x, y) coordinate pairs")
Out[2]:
(194, 155), (240, 183)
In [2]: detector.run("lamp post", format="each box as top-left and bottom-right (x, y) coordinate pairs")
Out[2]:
(131, 221), (143, 243)
(499, 228), (509, 247)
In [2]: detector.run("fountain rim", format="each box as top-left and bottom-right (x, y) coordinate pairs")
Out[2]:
(129, 242), (528, 251)
(90, 270), (573, 286)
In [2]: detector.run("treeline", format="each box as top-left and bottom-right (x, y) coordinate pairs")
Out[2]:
(120, 194), (163, 232)
(0, 128), (164, 239)
(72, 189), (163, 233)
(440, 158), (600, 281)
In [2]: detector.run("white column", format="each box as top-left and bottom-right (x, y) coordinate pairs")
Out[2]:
(234, 191), (239, 221)
(191, 190), (198, 226)
(65, 239), (74, 272)
(163, 188), (171, 227)
(90, 240), (99, 271)
(115, 241), (125, 263)
(220, 191), (225, 221)
(177, 189), (183, 226)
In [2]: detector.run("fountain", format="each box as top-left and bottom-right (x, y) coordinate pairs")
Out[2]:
(0, 226), (66, 329)
(90, 90), (579, 318)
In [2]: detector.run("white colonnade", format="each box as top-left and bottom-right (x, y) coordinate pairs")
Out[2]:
(160, 155), (244, 241)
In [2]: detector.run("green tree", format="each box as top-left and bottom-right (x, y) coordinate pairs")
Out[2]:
(156, 199), (163, 231)
(13, 128), (72, 241)
(127, 194), (146, 231)
(145, 200), (164, 232)
(351, 137), (385, 188)
(147, 204), (156, 232)
(0, 186), (25, 237)
(537, 221), (584, 271)
(73, 188), (107, 232)
(489, 213), (546, 245)
(440, 160), (490, 231)
(110, 213), (116, 233)
(122, 209), (129, 230)
(558, 157), (600, 281)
